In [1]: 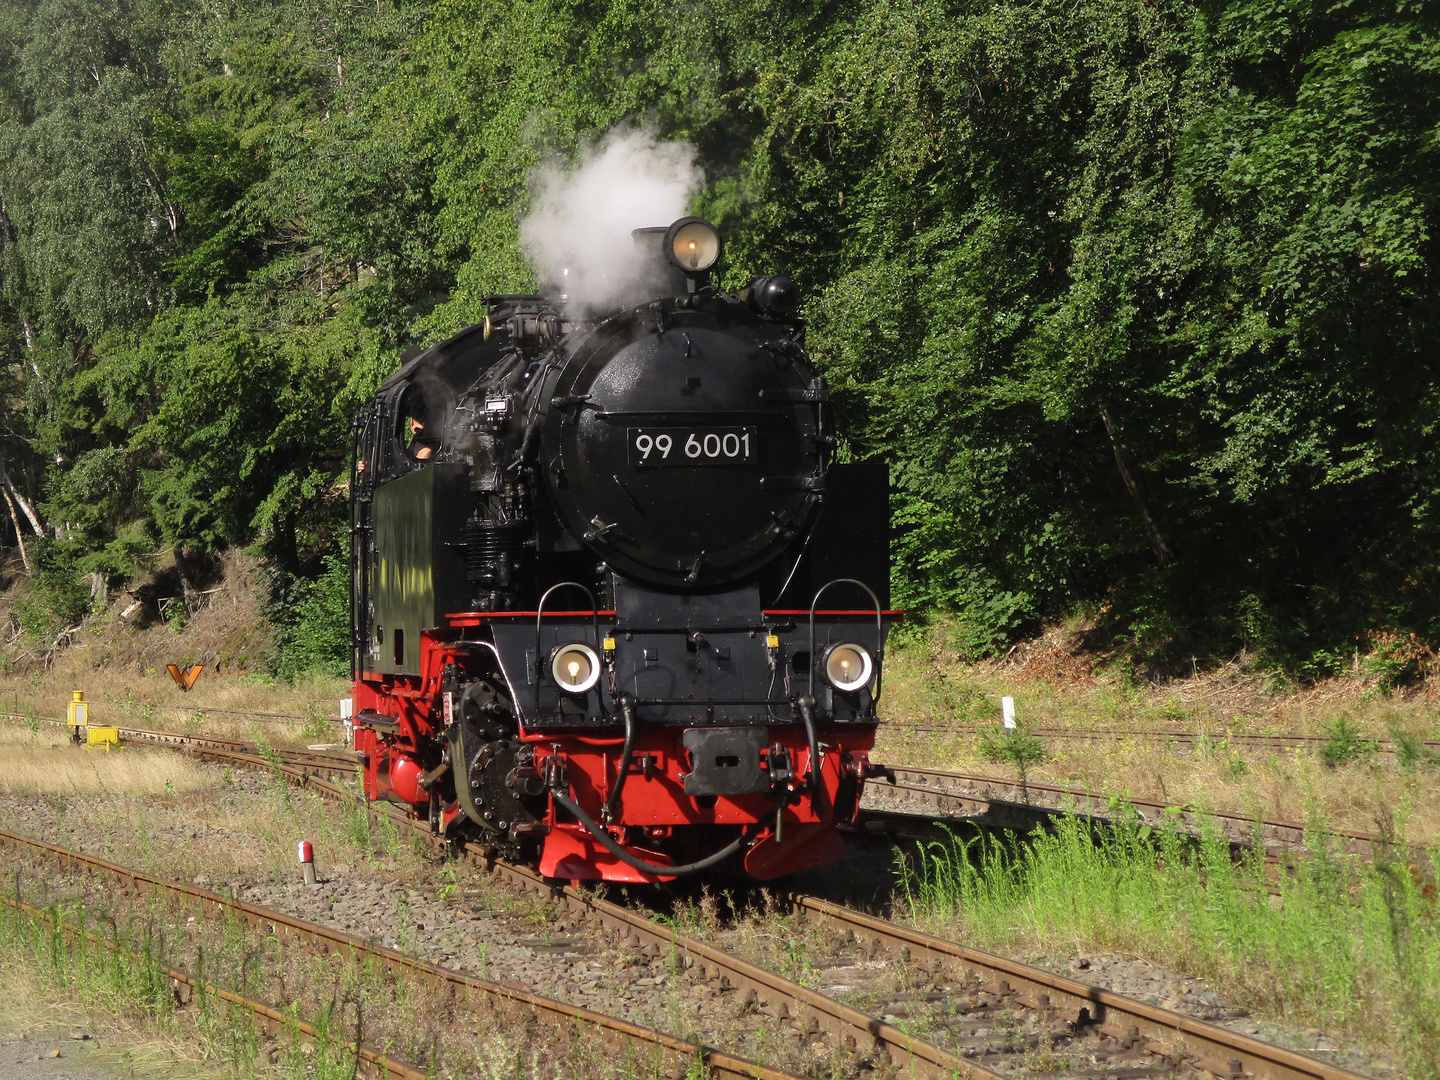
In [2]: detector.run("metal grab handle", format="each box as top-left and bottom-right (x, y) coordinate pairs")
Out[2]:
(807, 578), (885, 709)
(534, 582), (602, 718)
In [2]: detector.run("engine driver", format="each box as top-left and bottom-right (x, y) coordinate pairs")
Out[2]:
(407, 416), (439, 460)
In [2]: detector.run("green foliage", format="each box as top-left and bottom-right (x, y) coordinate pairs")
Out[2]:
(978, 725), (1048, 784)
(1388, 725), (1439, 772)
(1320, 714), (1378, 769)
(268, 541), (351, 681)
(0, 0), (1434, 669)
(11, 539), (93, 640)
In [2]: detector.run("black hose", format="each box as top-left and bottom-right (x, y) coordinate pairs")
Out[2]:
(601, 694), (636, 823)
(551, 790), (752, 877)
(796, 695), (821, 793)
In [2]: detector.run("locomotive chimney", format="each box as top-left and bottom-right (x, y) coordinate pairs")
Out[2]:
(631, 227), (692, 298)
(632, 217), (722, 299)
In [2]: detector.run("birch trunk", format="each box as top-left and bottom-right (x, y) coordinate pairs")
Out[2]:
(1098, 401), (1174, 567)
(2, 486), (29, 570)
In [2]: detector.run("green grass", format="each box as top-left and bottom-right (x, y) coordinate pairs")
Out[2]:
(0, 898), (265, 1076)
(898, 808), (1440, 1077)
(0, 893), (426, 1080)
(1320, 714), (1378, 768)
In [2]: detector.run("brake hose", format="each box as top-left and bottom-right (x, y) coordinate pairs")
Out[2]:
(600, 694), (637, 823)
(550, 790), (754, 877)
(795, 694), (821, 793)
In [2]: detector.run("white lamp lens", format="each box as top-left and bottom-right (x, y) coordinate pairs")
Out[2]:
(550, 644), (600, 693)
(824, 643), (873, 692)
(669, 221), (719, 271)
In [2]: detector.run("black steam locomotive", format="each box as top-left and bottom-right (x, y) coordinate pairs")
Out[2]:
(349, 217), (894, 882)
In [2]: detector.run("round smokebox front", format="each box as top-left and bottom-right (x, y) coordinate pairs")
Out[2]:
(541, 305), (823, 589)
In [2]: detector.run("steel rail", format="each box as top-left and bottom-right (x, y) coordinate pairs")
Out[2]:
(455, 846), (997, 1080)
(0, 828), (804, 1080)
(457, 809), (1377, 1080)
(22, 718), (1383, 1080)
(36, 722), (997, 1080)
(290, 764), (994, 1080)
(0, 896), (427, 1080)
(0, 713), (358, 775)
(871, 764), (1392, 860)
(882, 724), (1438, 756)
(0, 691), (313, 723)
(785, 894), (1372, 1080)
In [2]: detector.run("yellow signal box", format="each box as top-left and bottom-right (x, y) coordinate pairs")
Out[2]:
(66, 690), (89, 744)
(86, 726), (120, 750)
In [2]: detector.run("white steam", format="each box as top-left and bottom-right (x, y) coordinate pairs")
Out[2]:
(521, 127), (702, 315)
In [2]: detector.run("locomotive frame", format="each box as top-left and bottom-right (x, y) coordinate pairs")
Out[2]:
(348, 218), (895, 883)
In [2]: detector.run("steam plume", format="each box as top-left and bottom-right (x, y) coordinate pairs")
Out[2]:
(521, 127), (702, 315)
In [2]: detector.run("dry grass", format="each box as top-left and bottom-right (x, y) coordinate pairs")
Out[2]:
(0, 963), (236, 1079)
(0, 665), (351, 749)
(877, 620), (1440, 844)
(0, 759), (437, 891)
(0, 724), (213, 796)
(0, 546), (349, 746)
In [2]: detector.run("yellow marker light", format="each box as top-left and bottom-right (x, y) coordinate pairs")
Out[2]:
(66, 690), (89, 728)
(823, 643), (873, 693)
(550, 643), (601, 694)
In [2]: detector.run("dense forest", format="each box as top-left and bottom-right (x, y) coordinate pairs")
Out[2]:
(0, 0), (1436, 675)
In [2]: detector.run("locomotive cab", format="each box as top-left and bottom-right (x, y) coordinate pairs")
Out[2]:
(350, 218), (894, 882)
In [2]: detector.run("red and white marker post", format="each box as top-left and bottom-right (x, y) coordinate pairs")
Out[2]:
(298, 840), (317, 885)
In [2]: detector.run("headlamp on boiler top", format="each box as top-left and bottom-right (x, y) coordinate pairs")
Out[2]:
(664, 217), (721, 273)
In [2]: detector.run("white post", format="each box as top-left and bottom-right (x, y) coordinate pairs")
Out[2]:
(1001, 696), (1016, 729)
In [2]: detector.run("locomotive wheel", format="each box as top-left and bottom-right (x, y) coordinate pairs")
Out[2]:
(461, 734), (543, 835)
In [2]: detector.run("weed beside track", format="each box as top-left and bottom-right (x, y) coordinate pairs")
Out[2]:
(893, 810), (1439, 1078)
(0, 765), (861, 1079)
(5, 852), (675, 1080)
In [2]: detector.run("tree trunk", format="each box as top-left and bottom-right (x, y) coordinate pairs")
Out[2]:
(0, 456), (43, 537)
(5, 478), (41, 537)
(2, 485), (29, 570)
(1098, 401), (1174, 567)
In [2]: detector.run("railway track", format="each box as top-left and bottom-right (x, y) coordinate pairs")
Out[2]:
(866, 763), (1393, 861)
(2, 710), (1405, 861)
(881, 724), (1438, 758)
(1, 711), (358, 774)
(10, 717), (1379, 1080)
(9, 707), (1408, 876)
(783, 895), (1369, 1080)
(7, 711), (1379, 861)
(0, 892), (428, 1079)
(0, 827), (805, 1080)
(492, 857), (1374, 1080)
(0, 691), (315, 724)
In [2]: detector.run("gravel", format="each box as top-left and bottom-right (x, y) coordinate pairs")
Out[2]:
(0, 773), (855, 1078)
(0, 756), (1402, 1080)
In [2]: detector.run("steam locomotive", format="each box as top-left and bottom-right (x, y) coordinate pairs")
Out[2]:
(348, 217), (894, 882)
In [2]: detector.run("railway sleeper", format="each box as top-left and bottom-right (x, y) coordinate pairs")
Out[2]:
(51, 745), (1360, 1080)
(1194, 1055), (1250, 1079)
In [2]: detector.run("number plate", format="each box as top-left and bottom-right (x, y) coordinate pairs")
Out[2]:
(628, 427), (758, 467)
